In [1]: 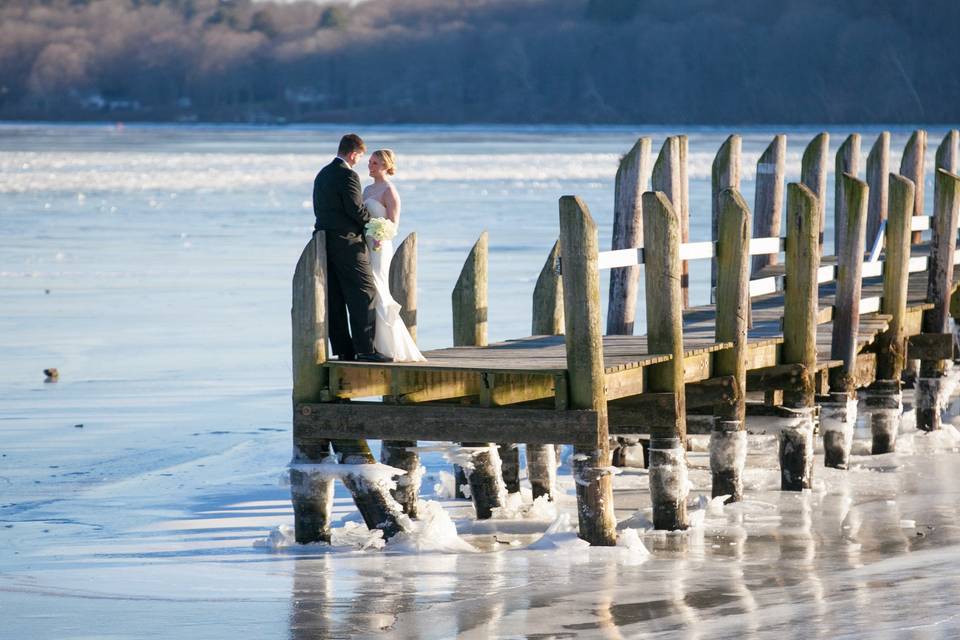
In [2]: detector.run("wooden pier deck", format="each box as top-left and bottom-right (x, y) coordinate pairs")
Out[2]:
(291, 129), (960, 546)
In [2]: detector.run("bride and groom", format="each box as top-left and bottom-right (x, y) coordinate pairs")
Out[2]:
(313, 133), (425, 363)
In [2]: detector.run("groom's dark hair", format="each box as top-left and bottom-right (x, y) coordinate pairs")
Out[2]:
(338, 133), (366, 156)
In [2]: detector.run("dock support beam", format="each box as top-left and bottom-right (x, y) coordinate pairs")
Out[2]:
(825, 175), (869, 469)
(560, 196), (618, 545)
(870, 175), (915, 453)
(643, 192), (689, 529)
(917, 163), (960, 431)
(712, 188), (750, 502)
(383, 233), (422, 517)
(780, 184), (820, 490)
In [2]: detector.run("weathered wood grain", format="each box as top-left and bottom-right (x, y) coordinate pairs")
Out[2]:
(866, 132), (890, 256)
(834, 134), (861, 256)
(752, 135), (786, 274)
(900, 130), (927, 244)
(829, 174), (869, 393)
(711, 135), (741, 296)
(801, 133), (829, 250)
(559, 195), (617, 545)
(389, 232), (418, 341)
(782, 183), (821, 407)
(876, 174), (916, 380)
(452, 232), (489, 347)
(607, 137), (651, 334)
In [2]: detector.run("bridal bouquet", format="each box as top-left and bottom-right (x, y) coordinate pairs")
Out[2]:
(365, 218), (398, 251)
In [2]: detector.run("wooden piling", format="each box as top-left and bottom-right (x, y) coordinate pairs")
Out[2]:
(801, 133), (829, 251)
(559, 196), (617, 545)
(826, 175), (869, 469)
(870, 175), (915, 453)
(780, 183), (820, 490)
(452, 232), (504, 518)
(292, 234), (403, 541)
(711, 135), (742, 297)
(917, 169), (960, 431)
(752, 135), (786, 274)
(607, 137), (651, 335)
(642, 191), (688, 530)
(383, 232), (421, 517)
(528, 240), (564, 500)
(834, 134), (861, 256)
(680, 135), (691, 307)
(866, 132), (891, 259)
(291, 233), (334, 543)
(900, 130), (927, 244)
(712, 188), (750, 502)
(936, 130), (959, 174)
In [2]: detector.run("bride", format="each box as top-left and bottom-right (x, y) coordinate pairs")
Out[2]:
(362, 149), (425, 362)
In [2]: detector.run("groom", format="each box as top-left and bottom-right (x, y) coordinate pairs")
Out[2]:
(313, 133), (390, 363)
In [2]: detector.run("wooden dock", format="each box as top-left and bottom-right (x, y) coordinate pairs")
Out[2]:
(291, 129), (960, 546)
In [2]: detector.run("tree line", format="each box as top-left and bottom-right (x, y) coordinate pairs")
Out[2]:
(1, 0), (957, 123)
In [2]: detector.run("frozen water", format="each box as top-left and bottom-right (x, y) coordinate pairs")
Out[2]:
(4, 124), (960, 638)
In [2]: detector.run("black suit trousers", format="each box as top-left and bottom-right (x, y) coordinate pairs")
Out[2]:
(324, 231), (377, 358)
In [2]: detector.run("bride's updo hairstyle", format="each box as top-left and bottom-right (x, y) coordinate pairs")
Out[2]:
(373, 149), (397, 176)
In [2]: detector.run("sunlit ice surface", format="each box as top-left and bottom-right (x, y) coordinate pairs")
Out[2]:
(3, 123), (960, 639)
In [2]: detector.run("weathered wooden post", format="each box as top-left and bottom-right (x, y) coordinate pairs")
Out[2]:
(825, 175), (869, 469)
(867, 175), (915, 454)
(383, 232), (421, 517)
(652, 136), (684, 306)
(642, 191), (689, 529)
(528, 240), (564, 500)
(801, 133), (829, 251)
(291, 233), (403, 542)
(937, 130), (959, 174)
(752, 135), (786, 275)
(917, 168), (960, 431)
(834, 134), (861, 256)
(679, 135), (691, 307)
(900, 130), (927, 245)
(291, 233), (335, 543)
(607, 137), (651, 335)
(711, 135), (742, 297)
(452, 232), (505, 518)
(779, 183), (820, 490)
(559, 196), (618, 545)
(866, 132), (890, 249)
(711, 188), (750, 502)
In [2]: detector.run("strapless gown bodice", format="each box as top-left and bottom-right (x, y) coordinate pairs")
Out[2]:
(362, 196), (424, 362)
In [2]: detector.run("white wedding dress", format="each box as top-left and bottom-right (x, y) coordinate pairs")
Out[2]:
(364, 197), (426, 362)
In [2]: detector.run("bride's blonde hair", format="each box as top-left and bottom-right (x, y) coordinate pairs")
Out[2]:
(373, 149), (397, 176)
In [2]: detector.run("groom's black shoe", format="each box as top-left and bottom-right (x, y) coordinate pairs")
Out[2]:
(356, 351), (393, 363)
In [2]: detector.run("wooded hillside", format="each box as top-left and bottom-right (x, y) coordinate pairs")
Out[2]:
(1, 0), (957, 123)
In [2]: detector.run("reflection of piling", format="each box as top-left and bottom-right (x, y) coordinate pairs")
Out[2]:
(711, 189), (750, 502)
(870, 175), (915, 453)
(779, 184), (820, 490)
(825, 175), (869, 469)
(642, 191), (689, 529)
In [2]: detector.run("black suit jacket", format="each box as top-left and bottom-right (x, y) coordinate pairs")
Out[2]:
(313, 157), (370, 234)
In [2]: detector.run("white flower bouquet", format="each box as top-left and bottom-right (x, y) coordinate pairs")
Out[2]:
(364, 217), (398, 251)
